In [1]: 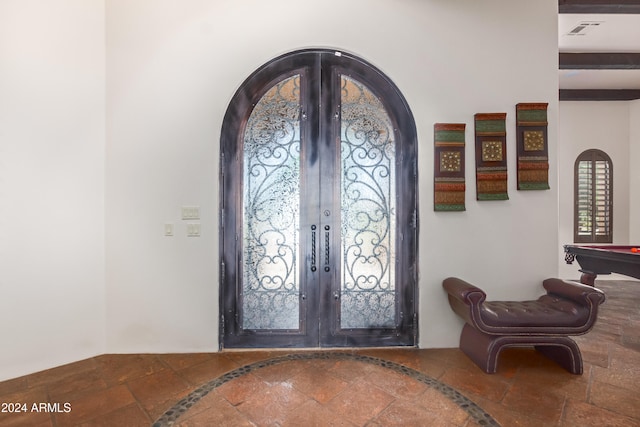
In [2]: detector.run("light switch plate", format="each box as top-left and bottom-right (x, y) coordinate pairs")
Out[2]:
(187, 223), (201, 237)
(182, 206), (200, 220)
(164, 223), (174, 236)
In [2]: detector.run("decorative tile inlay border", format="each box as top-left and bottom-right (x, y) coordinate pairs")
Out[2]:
(152, 352), (501, 426)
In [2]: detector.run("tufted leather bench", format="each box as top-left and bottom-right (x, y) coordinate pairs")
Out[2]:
(442, 277), (606, 374)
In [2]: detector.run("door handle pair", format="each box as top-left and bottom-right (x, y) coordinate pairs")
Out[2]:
(310, 225), (330, 272)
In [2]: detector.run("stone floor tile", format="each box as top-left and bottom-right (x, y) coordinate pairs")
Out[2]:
(0, 280), (638, 427)
(176, 395), (253, 427)
(175, 356), (239, 386)
(325, 378), (395, 425)
(501, 381), (566, 424)
(562, 399), (639, 427)
(413, 386), (470, 426)
(76, 403), (149, 427)
(288, 364), (349, 404)
(157, 353), (216, 371)
(280, 399), (357, 427)
(439, 366), (510, 402)
(215, 372), (265, 406)
(589, 380), (640, 420)
(362, 364), (428, 400)
(94, 354), (166, 385)
(127, 368), (192, 419)
(235, 382), (308, 426)
(374, 399), (460, 427)
(53, 384), (136, 426)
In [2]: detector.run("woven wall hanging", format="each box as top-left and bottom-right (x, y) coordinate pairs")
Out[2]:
(516, 103), (550, 190)
(474, 113), (508, 200)
(434, 123), (466, 211)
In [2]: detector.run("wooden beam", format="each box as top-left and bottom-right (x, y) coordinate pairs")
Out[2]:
(559, 53), (640, 69)
(558, 2), (640, 99)
(559, 0), (640, 13)
(559, 89), (640, 101)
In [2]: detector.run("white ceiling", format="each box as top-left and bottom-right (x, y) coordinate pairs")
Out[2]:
(558, 13), (640, 90)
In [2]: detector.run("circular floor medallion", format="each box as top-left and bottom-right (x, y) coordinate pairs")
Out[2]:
(152, 352), (500, 426)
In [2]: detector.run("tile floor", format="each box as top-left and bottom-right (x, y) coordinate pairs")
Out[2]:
(1, 280), (639, 427)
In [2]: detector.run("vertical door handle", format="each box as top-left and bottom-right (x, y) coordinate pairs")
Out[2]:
(324, 225), (330, 272)
(310, 225), (317, 272)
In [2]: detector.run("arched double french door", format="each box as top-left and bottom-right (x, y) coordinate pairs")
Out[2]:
(220, 49), (417, 348)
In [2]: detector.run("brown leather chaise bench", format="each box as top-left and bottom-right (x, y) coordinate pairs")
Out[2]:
(442, 277), (606, 374)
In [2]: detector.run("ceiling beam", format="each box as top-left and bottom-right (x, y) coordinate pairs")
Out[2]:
(559, 0), (640, 13)
(558, 2), (640, 100)
(560, 89), (640, 101)
(559, 53), (640, 69)
(559, 54), (640, 100)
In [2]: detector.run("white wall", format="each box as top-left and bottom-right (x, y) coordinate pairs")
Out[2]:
(105, 0), (559, 351)
(630, 100), (640, 242)
(0, 0), (560, 380)
(558, 102), (632, 279)
(0, 1), (106, 381)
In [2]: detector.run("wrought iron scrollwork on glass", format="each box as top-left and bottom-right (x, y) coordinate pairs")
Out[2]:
(242, 75), (301, 330)
(339, 75), (396, 329)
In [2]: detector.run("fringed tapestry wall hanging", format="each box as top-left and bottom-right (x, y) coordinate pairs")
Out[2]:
(434, 123), (466, 211)
(474, 113), (508, 200)
(516, 103), (550, 190)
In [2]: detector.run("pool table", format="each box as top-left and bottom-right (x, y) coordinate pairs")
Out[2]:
(564, 245), (640, 286)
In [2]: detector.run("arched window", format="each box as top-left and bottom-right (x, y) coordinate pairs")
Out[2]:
(219, 49), (418, 348)
(574, 149), (613, 243)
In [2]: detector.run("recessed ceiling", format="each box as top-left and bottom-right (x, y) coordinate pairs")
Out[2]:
(560, 69), (640, 89)
(559, 14), (640, 52)
(558, 10), (640, 98)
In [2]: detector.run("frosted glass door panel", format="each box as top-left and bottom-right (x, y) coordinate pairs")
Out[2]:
(242, 76), (301, 330)
(340, 76), (396, 329)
